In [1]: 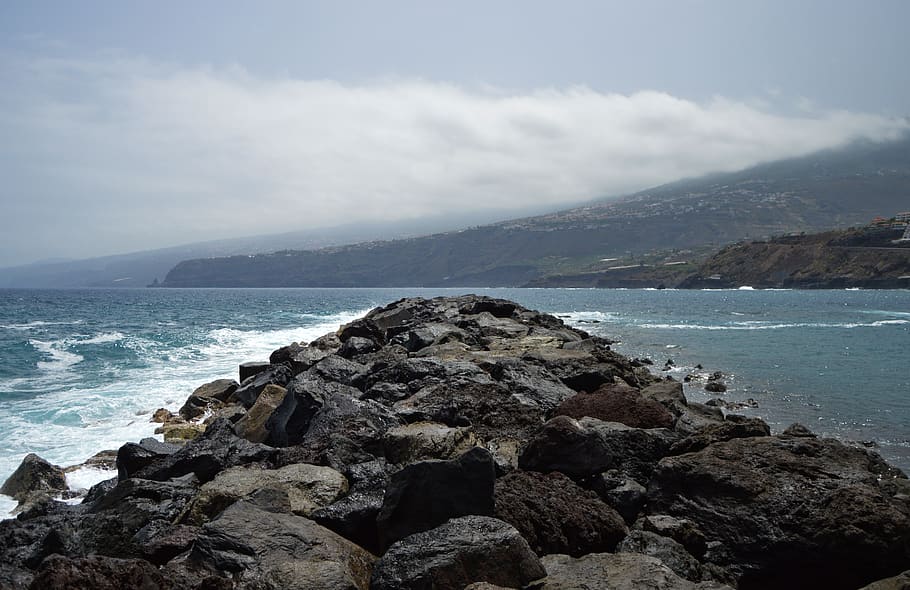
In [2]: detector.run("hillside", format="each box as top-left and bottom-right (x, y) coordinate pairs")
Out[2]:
(679, 226), (910, 289)
(161, 135), (910, 287)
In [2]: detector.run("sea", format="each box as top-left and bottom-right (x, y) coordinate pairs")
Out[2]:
(1, 287), (908, 516)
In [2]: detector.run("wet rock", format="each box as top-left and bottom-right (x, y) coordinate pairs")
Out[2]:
(28, 554), (173, 590)
(115, 438), (180, 481)
(519, 416), (677, 482)
(231, 364), (293, 408)
(618, 529), (703, 582)
(704, 381), (727, 393)
(1, 454), (68, 500)
(178, 379), (238, 420)
(370, 515), (545, 590)
(383, 422), (478, 465)
(376, 447), (496, 551)
(184, 463), (348, 524)
(782, 422), (817, 437)
(669, 417), (771, 455)
(494, 470), (627, 556)
(538, 552), (731, 590)
(187, 500), (375, 590)
(132, 419), (276, 484)
(555, 383), (675, 429)
(648, 434), (910, 589)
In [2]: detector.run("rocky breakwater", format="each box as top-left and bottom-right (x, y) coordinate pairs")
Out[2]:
(1, 295), (909, 590)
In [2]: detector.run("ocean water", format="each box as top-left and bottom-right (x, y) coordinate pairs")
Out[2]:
(1, 287), (908, 516)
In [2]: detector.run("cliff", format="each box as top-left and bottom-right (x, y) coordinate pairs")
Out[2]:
(680, 227), (910, 289)
(2, 296), (909, 589)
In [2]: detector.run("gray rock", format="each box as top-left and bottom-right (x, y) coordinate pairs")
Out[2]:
(859, 570), (910, 590)
(538, 552), (732, 590)
(1, 454), (68, 500)
(178, 378), (238, 420)
(370, 515), (545, 590)
(115, 437), (180, 481)
(618, 530), (703, 582)
(383, 422), (478, 465)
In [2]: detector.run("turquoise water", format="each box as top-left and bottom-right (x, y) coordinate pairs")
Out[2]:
(1, 287), (908, 515)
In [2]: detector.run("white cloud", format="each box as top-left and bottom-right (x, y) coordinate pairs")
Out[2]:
(0, 54), (907, 264)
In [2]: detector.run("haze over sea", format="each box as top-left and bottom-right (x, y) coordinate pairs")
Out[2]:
(1, 287), (908, 516)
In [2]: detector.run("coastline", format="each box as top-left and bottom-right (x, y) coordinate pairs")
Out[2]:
(1, 294), (908, 589)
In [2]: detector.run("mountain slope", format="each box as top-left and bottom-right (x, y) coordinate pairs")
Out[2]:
(161, 135), (910, 287)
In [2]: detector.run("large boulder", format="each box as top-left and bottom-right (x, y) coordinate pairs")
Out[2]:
(383, 422), (478, 465)
(1, 454), (68, 500)
(648, 434), (910, 589)
(668, 417), (771, 455)
(618, 530), (703, 582)
(554, 383), (675, 429)
(310, 460), (391, 554)
(184, 463), (348, 524)
(538, 552), (732, 590)
(116, 438), (180, 481)
(230, 364), (293, 408)
(494, 470), (627, 556)
(185, 500), (375, 590)
(370, 515), (545, 590)
(232, 384), (289, 444)
(519, 416), (677, 482)
(376, 447), (496, 551)
(132, 419), (276, 483)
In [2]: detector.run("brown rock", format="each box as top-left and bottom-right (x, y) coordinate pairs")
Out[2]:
(555, 384), (675, 429)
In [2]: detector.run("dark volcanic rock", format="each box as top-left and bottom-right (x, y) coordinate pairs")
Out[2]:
(648, 434), (910, 589)
(636, 514), (708, 560)
(133, 419), (276, 483)
(618, 529), (703, 582)
(555, 383), (675, 429)
(232, 383), (288, 444)
(370, 515), (545, 590)
(494, 470), (627, 556)
(519, 416), (677, 482)
(668, 417), (771, 455)
(238, 361), (271, 383)
(231, 364), (293, 408)
(311, 460), (391, 554)
(116, 437), (180, 481)
(1, 454), (68, 500)
(376, 447), (496, 551)
(28, 554), (173, 590)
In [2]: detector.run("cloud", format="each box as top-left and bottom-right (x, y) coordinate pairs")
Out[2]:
(0, 53), (907, 265)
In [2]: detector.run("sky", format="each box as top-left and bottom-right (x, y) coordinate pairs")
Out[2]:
(1, 0), (908, 267)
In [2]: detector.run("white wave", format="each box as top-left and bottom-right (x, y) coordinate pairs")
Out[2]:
(559, 311), (616, 323)
(0, 320), (84, 331)
(639, 319), (910, 331)
(66, 465), (116, 493)
(30, 339), (84, 371)
(737, 286), (756, 290)
(76, 331), (125, 345)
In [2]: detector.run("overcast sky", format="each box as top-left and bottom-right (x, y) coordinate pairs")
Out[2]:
(1, 0), (908, 267)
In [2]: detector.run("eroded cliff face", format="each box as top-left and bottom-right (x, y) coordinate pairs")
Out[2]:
(681, 228), (910, 289)
(2, 295), (908, 590)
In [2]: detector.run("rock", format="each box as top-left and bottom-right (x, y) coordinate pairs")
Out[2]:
(538, 552), (732, 590)
(151, 408), (173, 423)
(642, 380), (688, 412)
(231, 364), (293, 408)
(494, 470), (627, 556)
(1, 454), (68, 500)
(370, 515), (545, 590)
(618, 530), (703, 582)
(339, 335), (380, 358)
(859, 570), (910, 590)
(648, 434), (910, 589)
(115, 438), (181, 481)
(704, 381), (727, 393)
(279, 392), (402, 470)
(669, 417), (771, 455)
(238, 361), (271, 382)
(155, 421), (206, 444)
(132, 418), (276, 483)
(184, 463), (348, 524)
(233, 383), (289, 444)
(269, 341), (332, 374)
(376, 447), (496, 551)
(555, 383), (675, 429)
(311, 460), (391, 554)
(782, 422), (817, 437)
(458, 298), (519, 317)
(134, 522), (199, 565)
(28, 555), (173, 590)
(486, 359), (576, 413)
(187, 500), (375, 590)
(636, 515), (708, 559)
(383, 422), (478, 465)
(586, 471), (648, 524)
(178, 379), (238, 420)
(519, 416), (677, 482)
(672, 402), (725, 437)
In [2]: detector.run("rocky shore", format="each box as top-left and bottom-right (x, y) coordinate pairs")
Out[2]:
(1, 295), (908, 589)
